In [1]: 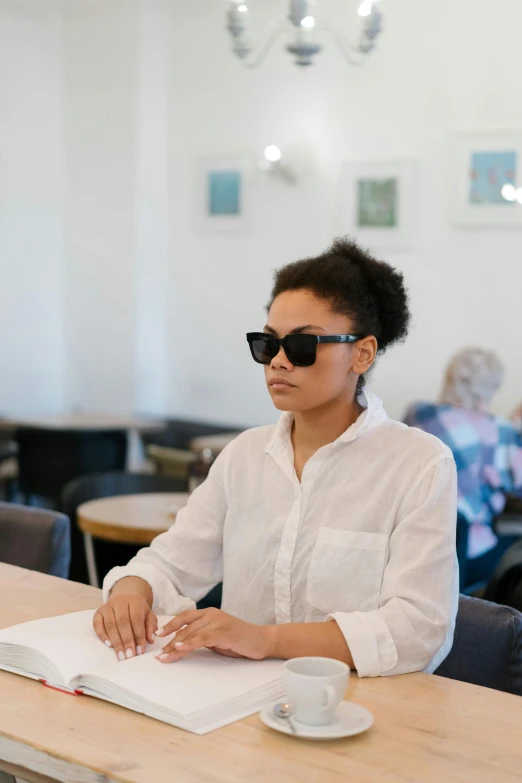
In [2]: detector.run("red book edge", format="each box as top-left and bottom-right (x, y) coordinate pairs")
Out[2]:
(38, 678), (84, 696)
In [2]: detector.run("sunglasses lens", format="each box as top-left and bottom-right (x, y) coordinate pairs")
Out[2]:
(285, 335), (317, 366)
(250, 335), (277, 365)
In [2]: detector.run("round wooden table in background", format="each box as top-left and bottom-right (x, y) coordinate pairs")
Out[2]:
(78, 492), (189, 544)
(77, 492), (189, 586)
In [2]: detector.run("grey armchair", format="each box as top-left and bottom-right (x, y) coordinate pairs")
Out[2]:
(0, 502), (71, 579)
(435, 595), (522, 696)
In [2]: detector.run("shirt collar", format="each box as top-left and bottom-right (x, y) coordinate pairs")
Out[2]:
(265, 388), (388, 457)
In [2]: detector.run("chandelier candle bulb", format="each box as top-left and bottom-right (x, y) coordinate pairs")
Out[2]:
(288, 0), (311, 27)
(225, 0), (384, 68)
(226, 2), (249, 38)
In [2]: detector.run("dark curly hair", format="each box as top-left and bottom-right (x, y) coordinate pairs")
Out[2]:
(268, 237), (411, 394)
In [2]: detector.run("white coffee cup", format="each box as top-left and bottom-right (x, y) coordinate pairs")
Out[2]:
(283, 657), (349, 726)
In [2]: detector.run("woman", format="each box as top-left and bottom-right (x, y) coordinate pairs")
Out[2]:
(405, 348), (522, 590)
(95, 238), (458, 678)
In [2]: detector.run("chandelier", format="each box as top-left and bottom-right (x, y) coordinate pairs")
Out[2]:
(226, 0), (383, 68)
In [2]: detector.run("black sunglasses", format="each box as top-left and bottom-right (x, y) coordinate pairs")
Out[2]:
(246, 332), (363, 368)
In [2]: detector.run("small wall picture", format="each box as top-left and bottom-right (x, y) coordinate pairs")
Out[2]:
(468, 150), (517, 205)
(208, 170), (242, 216)
(451, 133), (522, 226)
(357, 178), (398, 228)
(339, 160), (416, 251)
(197, 156), (251, 234)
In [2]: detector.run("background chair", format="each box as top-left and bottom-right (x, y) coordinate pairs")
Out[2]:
(494, 494), (522, 539)
(141, 418), (244, 451)
(146, 444), (197, 482)
(435, 595), (522, 696)
(0, 441), (17, 502)
(61, 472), (188, 585)
(483, 539), (522, 613)
(0, 502), (70, 579)
(17, 426), (128, 507)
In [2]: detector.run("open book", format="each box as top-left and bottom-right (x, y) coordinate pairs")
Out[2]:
(0, 610), (285, 734)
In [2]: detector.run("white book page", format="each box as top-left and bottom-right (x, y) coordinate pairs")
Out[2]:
(81, 648), (284, 717)
(0, 611), (172, 685)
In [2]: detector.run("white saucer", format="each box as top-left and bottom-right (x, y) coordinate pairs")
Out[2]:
(260, 701), (374, 741)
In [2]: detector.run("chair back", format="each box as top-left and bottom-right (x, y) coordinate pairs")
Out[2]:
(146, 445), (197, 480)
(0, 502), (70, 579)
(435, 595), (522, 696)
(61, 472), (187, 584)
(17, 427), (127, 501)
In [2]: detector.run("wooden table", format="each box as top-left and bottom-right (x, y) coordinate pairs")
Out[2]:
(77, 493), (189, 587)
(0, 413), (165, 472)
(1, 565), (521, 783)
(0, 413), (164, 433)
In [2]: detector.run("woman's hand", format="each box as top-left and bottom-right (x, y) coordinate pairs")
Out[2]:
(93, 593), (158, 661)
(154, 608), (273, 663)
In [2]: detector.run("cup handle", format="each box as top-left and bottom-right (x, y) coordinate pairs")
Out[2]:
(320, 685), (337, 715)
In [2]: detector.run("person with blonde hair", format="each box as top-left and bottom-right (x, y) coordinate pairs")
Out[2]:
(405, 347), (522, 590)
(440, 348), (505, 411)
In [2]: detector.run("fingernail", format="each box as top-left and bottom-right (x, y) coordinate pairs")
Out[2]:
(136, 645), (142, 656)
(158, 653), (169, 661)
(104, 640), (112, 648)
(175, 642), (184, 648)
(126, 649), (134, 659)
(118, 651), (125, 662)
(156, 628), (165, 636)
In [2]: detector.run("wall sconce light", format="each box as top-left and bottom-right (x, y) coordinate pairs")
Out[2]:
(261, 145), (298, 185)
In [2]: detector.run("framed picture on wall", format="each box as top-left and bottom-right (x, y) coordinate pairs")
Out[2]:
(196, 155), (253, 235)
(338, 160), (417, 252)
(451, 132), (522, 227)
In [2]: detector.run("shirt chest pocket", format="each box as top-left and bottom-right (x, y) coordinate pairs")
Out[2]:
(306, 528), (388, 615)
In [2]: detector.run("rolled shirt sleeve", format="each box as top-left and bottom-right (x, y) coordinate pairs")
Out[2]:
(102, 442), (232, 614)
(329, 455), (458, 678)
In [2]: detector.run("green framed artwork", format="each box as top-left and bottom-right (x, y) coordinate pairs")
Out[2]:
(357, 178), (398, 228)
(339, 160), (416, 251)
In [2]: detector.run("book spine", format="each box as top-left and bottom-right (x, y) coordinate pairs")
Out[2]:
(38, 678), (84, 696)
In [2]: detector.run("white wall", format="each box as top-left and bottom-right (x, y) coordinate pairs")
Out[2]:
(62, 0), (138, 414)
(134, 0), (172, 416)
(1, 0), (521, 425)
(166, 0), (522, 424)
(0, 0), (65, 413)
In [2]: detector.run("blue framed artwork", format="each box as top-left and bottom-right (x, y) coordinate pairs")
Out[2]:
(451, 132), (522, 227)
(197, 156), (251, 234)
(468, 150), (517, 205)
(208, 170), (242, 216)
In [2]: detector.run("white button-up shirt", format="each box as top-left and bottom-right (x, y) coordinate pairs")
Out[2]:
(104, 391), (459, 678)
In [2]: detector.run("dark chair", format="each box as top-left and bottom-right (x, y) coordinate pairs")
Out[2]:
(0, 442), (17, 465)
(0, 441), (18, 502)
(435, 595), (522, 696)
(483, 539), (522, 612)
(61, 472), (188, 585)
(494, 497), (522, 539)
(0, 502), (70, 579)
(17, 427), (128, 506)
